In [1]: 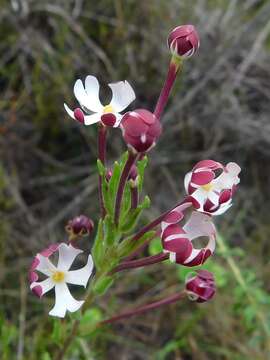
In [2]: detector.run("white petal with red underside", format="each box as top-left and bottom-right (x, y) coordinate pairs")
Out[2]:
(64, 104), (101, 125)
(65, 254), (93, 287)
(108, 81), (135, 113)
(57, 243), (83, 272)
(212, 162), (241, 191)
(49, 282), (84, 318)
(30, 277), (54, 297)
(35, 255), (57, 277)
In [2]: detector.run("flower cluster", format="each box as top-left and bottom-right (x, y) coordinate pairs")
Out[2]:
(29, 24), (241, 328)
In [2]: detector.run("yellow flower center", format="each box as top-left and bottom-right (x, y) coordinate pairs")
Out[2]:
(103, 104), (114, 114)
(52, 271), (65, 283)
(201, 183), (213, 192)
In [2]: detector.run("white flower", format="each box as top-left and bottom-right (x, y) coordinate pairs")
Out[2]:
(29, 243), (93, 318)
(64, 75), (136, 127)
(184, 160), (241, 215)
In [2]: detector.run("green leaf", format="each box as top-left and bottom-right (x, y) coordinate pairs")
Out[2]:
(148, 236), (163, 255)
(108, 161), (121, 199)
(137, 155), (148, 192)
(102, 180), (113, 216)
(104, 215), (117, 246)
(93, 276), (114, 296)
(92, 220), (104, 270)
(138, 195), (151, 210)
(120, 208), (142, 233)
(51, 320), (62, 344)
(97, 159), (106, 176)
(118, 230), (156, 258)
(81, 307), (103, 326)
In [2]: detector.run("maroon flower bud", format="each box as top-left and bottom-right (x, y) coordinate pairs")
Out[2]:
(74, 108), (85, 124)
(168, 25), (199, 58)
(65, 215), (94, 238)
(121, 109), (162, 153)
(106, 168), (113, 182)
(185, 270), (216, 303)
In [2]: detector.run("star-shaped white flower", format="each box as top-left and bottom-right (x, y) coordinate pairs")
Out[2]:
(64, 75), (136, 127)
(29, 243), (93, 318)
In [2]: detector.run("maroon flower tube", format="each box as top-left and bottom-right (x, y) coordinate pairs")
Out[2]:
(121, 109), (162, 153)
(168, 25), (199, 58)
(185, 270), (216, 303)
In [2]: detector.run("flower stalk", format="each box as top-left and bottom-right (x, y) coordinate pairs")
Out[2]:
(154, 56), (183, 120)
(100, 291), (186, 325)
(112, 252), (169, 273)
(98, 124), (107, 218)
(114, 151), (138, 225)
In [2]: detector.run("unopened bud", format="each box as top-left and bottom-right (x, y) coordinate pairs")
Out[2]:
(168, 25), (199, 58)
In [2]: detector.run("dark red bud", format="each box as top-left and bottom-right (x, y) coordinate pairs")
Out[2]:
(168, 25), (199, 58)
(121, 109), (162, 153)
(185, 270), (216, 303)
(74, 108), (85, 124)
(65, 215), (94, 238)
(106, 168), (113, 182)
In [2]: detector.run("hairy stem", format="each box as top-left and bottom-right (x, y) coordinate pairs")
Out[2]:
(154, 56), (182, 120)
(100, 291), (185, 325)
(112, 252), (169, 273)
(131, 186), (138, 209)
(114, 151), (137, 225)
(98, 124), (107, 218)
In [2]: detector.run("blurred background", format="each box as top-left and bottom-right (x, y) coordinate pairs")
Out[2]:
(1, 0), (270, 359)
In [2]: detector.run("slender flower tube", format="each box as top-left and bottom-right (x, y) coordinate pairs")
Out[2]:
(161, 202), (216, 266)
(64, 75), (135, 127)
(98, 124), (107, 218)
(29, 243), (94, 318)
(154, 56), (182, 120)
(184, 160), (241, 215)
(112, 252), (169, 273)
(100, 291), (186, 325)
(114, 151), (138, 225)
(185, 270), (216, 302)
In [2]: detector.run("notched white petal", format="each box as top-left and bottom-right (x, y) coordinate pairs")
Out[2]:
(57, 243), (83, 272)
(64, 103), (75, 120)
(109, 80), (136, 113)
(65, 254), (94, 288)
(49, 283), (84, 318)
(30, 278), (54, 296)
(84, 75), (103, 112)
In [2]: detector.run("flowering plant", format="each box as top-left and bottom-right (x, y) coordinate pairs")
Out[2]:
(29, 24), (241, 356)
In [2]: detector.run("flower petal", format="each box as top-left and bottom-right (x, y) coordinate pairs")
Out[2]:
(109, 80), (136, 112)
(84, 113), (101, 126)
(30, 278), (55, 297)
(49, 283), (84, 318)
(65, 254), (94, 288)
(64, 103), (76, 120)
(35, 255), (57, 277)
(183, 211), (215, 240)
(57, 243), (83, 272)
(84, 75), (103, 112)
